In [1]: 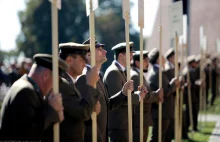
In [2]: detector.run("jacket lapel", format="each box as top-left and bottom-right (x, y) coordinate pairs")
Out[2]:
(114, 62), (127, 82)
(61, 72), (81, 97)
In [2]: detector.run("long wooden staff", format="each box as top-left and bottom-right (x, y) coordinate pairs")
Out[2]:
(174, 32), (179, 142)
(86, 0), (98, 141)
(123, 0), (132, 141)
(158, 1), (163, 142)
(49, 0), (60, 141)
(203, 36), (207, 125)
(199, 27), (204, 127)
(186, 48), (194, 133)
(179, 39), (184, 141)
(138, 0), (144, 141)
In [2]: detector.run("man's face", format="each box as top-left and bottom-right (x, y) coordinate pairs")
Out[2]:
(191, 62), (197, 68)
(135, 56), (149, 70)
(42, 69), (53, 96)
(143, 56), (149, 70)
(96, 46), (107, 64)
(69, 54), (86, 76)
(86, 52), (91, 64)
(169, 55), (175, 64)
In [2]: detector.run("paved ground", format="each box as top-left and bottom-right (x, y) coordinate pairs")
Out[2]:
(199, 114), (220, 142)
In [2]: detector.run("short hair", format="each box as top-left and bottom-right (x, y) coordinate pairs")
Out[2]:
(114, 51), (125, 60)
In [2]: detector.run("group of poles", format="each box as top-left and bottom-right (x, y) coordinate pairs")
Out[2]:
(49, 0), (216, 142)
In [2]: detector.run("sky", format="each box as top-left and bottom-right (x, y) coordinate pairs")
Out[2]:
(0, 0), (159, 52)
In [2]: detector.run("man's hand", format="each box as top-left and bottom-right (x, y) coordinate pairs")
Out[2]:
(48, 92), (64, 122)
(122, 80), (134, 95)
(86, 66), (100, 87)
(171, 77), (180, 88)
(138, 85), (148, 100)
(156, 88), (164, 103)
(93, 101), (101, 115)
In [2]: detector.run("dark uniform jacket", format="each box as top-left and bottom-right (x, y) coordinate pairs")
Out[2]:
(164, 62), (175, 119)
(146, 65), (176, 119)
(0, 74), (59, 141)
(44, 73), (100, 142)
(76, 66), (127, 142)
(131, 67), (159, 128)
(103, 61), (140, 130)
(182, 67), (200, 104)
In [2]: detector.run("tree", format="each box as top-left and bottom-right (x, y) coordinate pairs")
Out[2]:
(16, 0), (140, 71)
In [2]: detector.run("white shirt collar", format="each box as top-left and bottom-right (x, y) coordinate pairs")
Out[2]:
(85, 64), (100, 74)
(154, 64), (160, 68)
(153, 64), (164, 70)
(67, 72), (77, 84)
(86, 64), (91, 69)
(114, 60), (126, 71)
(135, 67), (140, 73)
(168, 62), (175, 68)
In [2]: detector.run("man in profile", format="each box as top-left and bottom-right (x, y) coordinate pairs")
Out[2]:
(0, 54), (67, 141)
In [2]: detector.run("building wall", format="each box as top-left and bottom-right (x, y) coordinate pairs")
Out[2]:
(146, 0), (220, 55)
(190, 0), (220, 54)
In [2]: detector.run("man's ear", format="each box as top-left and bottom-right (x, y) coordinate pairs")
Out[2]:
(119, 53), (123, 59)
(66, 56), (72, 64)
(43, 69), (51, 81)
(135, 60), (140, 67)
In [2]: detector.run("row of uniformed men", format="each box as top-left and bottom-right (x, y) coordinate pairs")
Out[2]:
(0, 37), (216, 142)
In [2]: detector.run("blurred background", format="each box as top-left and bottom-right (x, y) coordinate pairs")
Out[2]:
(0, 0), (220, 86)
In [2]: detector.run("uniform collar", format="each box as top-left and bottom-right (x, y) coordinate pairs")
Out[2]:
(114, 60), (126, 71)
(67, 72), (77, 84)
(168, 61), (175, 68)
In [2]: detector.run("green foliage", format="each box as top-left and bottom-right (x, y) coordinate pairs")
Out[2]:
(200, 96), (220, 115)
(185, 122), (216, 142)
(17, 0), (90, 57)
(16, 0), (141, 71)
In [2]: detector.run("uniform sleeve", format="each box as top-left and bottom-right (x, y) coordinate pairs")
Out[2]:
(11, 88), (59, 138)
(64, 76), (100, 121)
(104, 70), (124, 98)
(108, 91), (127, 111)
(144, 91), (159, 104)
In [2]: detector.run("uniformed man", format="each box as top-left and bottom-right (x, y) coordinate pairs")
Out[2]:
(211, 56), (220, 106)
(76, 38), (134, 142)
(204, 59), (212, 105)
(131, 51), (163, 142)
(163, 48), (175, 142)
(146, 48), (179, 142)
(44, 42), (101, 142)
(103, 42), (147, 142)
(183, 55), (201, 132)
(0, 54), (67, 141)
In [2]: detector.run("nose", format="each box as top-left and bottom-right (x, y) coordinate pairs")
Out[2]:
(103, 49), (107, 55)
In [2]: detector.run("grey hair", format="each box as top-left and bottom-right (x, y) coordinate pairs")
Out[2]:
(29, 63), (47, 75)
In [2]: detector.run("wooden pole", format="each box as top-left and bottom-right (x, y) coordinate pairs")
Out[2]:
(179, 40), (184, 141)
(122, 1), (132, 141)
(89, 0), (97, 141)
(138, 0), (144, 141)
(51, 1), (59, 141)
(158, 25), (162, 142)
(139, 27), (144, 142)
(199, 48), (203, 130)
(186, 50), (194, 132)
(125, 18), (133, 142)
(158, 1), (162, 141)
(174, 32), (179, 142)
(204, 37), (207, 125)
